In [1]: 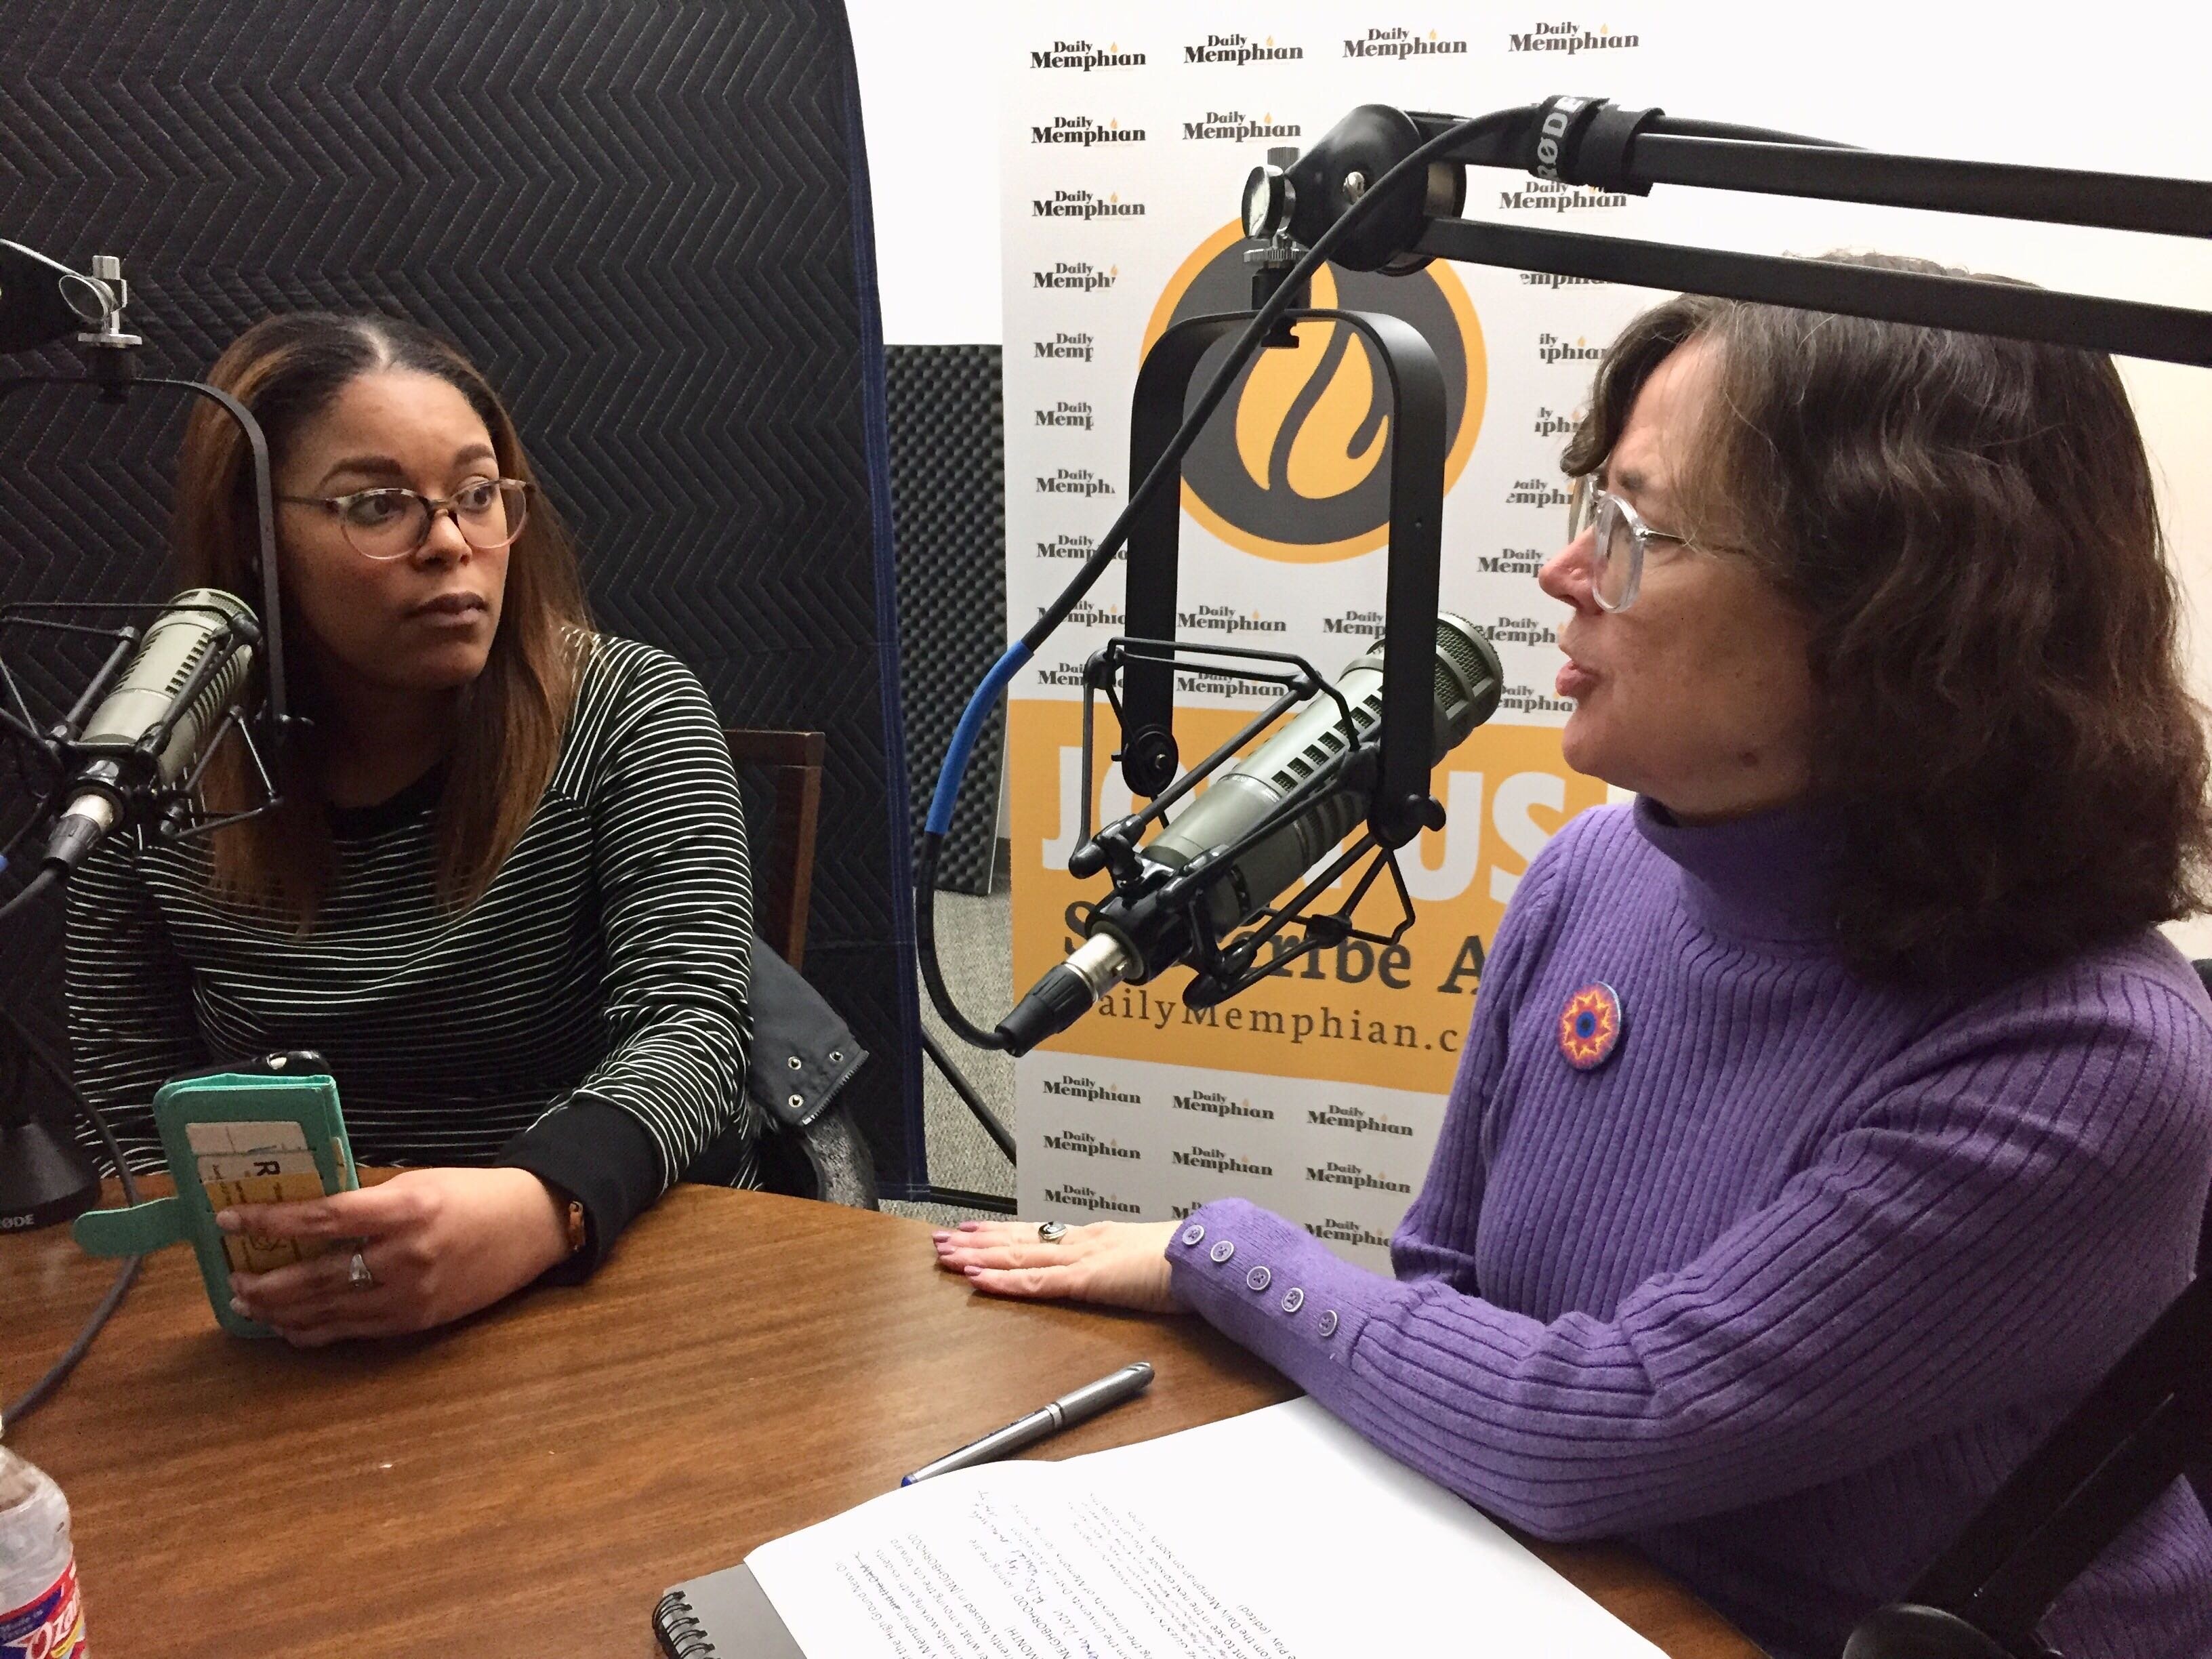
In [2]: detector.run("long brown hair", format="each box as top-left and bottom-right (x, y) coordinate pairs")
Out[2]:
(1563, 252), (2212, 985)
(177, 312), (591, 927)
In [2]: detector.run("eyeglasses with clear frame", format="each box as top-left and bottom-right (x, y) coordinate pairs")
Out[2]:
(1564, 475), (1696, 613)
(276, 476), (532, 562)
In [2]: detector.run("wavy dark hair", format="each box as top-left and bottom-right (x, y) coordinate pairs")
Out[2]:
(1563, 252), (2212, 985)
(177, 312), (591, 928)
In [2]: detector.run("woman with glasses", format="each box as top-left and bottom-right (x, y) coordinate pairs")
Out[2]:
(933, 255), (2212, 1657)
(65, 312), (758, 1343)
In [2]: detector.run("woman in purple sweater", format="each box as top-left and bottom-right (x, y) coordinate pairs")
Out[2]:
(936, 255), (2212, 1658)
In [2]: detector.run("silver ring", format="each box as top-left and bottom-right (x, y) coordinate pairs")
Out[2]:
(1036, 1221), (1069, 1244)
(347, 1249), (375, 1291)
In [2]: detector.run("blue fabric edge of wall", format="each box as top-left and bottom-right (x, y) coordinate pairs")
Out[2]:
(834, 2), (932, 1197)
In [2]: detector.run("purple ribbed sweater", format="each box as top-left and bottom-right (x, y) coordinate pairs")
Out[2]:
(1172, 800), (2212, 1658)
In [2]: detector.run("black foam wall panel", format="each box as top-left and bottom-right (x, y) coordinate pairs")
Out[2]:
(888, 345), (1006, 897)
(0, 0), (928, 1191)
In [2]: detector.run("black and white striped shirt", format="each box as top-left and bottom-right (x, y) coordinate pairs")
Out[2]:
(65, 634), (758, 1265)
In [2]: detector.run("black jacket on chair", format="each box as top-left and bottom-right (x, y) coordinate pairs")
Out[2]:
(684, 937), (876, 1208)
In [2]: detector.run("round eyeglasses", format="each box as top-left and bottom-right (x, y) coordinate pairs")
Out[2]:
(279, 477), (531, 562)
(1565, 476), (1695, 613)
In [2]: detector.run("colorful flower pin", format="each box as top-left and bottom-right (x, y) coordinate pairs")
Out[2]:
(1557, 982), (1624, 1071)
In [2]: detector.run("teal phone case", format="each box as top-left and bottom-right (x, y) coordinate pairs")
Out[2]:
(72, 1071), (359, 1338)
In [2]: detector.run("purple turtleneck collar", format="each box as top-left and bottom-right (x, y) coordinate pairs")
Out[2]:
(1632, 795), (1839, 948)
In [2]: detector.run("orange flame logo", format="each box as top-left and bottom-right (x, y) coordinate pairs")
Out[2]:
(1141, 224), (1484, 564)
(1231, 267), (1390, 503)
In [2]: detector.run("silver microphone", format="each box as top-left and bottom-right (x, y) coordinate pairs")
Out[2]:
(44, 588), (258, 873)
(997, 615), (1502, 1054)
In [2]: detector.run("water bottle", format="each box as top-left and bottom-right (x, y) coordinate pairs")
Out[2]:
(0, 1446), (85, 1658)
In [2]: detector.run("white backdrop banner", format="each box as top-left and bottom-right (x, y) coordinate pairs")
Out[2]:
(999, 3), (2212, 1265)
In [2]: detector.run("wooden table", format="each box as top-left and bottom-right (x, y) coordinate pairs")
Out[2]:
(1, 1185), (1759, 1657)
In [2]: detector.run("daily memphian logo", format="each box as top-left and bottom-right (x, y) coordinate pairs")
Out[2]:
(1035, 331), (1097, 362)
(1041, 1129), (1141, 1160)
(1032, 115), (1146, 146)
(1507, 20), (1640, 53)
(1176, 667), (1295, 700)
(1042, 1073), (1142, 1105)
(1037, 466), (1114, 496)
(1185, 33), (1306, 65)
(1307, 1217), (1394, 1248)
(1034, 261), (1118, 293)
(1176, 604), (1286, 637)
(1498, 176), (1629, 213)
(1142, 223), (1486, 562)
(1490, 615), (1561, 649)
(1345, 25), (1469, 58)
(1305, 1160), (1413, 1194)
(1040, 1183), (1143, 1214)
(1170, 1088), (1277, 1122)
(1323, 608), (1385, 638)
(1040, 599), (1124, 629)
(1307, 1104), (1415, 1137)
(1479, 546), (1547, 577)
(1507, 476), (1572, 510)
(1538, 332), (1603, 365)
(1036, 399), (1096, 430)
(1172, 1145), (1275, 1176)
(1031, 39), (1147, 70)
(1182, 111), (1303, 143)
(1035, 189), (1145, 222)
(1036, 532), (1113, 562)
(1499, 682), (1574, 716)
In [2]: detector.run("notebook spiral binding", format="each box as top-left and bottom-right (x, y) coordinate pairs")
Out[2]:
(653, 1588), (720, 1657)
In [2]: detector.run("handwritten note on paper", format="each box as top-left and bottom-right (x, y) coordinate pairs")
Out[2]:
(822, 1487), (1295, 1659)
(747, 1399), (1664, 1658)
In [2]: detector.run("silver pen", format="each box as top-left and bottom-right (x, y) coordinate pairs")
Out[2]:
(901, 1362), (1155, 1486)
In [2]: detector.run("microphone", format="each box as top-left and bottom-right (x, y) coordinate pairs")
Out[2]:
(998, 615), (1502, 1055)
(43, 588), (260, 874)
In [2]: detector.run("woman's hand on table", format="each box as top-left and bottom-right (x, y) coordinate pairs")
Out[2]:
(933, 1219), (1187, 1315)
(220, 1167), (572, 1346)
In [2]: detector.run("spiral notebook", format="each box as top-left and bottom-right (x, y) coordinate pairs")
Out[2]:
(651, 1399), (1664, 1658)
(651, 1566), (802, 1658)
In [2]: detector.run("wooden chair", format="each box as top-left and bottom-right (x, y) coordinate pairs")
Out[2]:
(725, 728), (826, 970)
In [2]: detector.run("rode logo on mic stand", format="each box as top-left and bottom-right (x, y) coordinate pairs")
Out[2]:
(1142, 223), (1486, 563)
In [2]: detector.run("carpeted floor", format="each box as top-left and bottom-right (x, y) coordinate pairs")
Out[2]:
(882, 880), (1018, 1227)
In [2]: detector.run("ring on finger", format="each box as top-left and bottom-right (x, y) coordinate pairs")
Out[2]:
(347, 1249), (376, 1292)
(1036, 1221), (1069, 1244)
